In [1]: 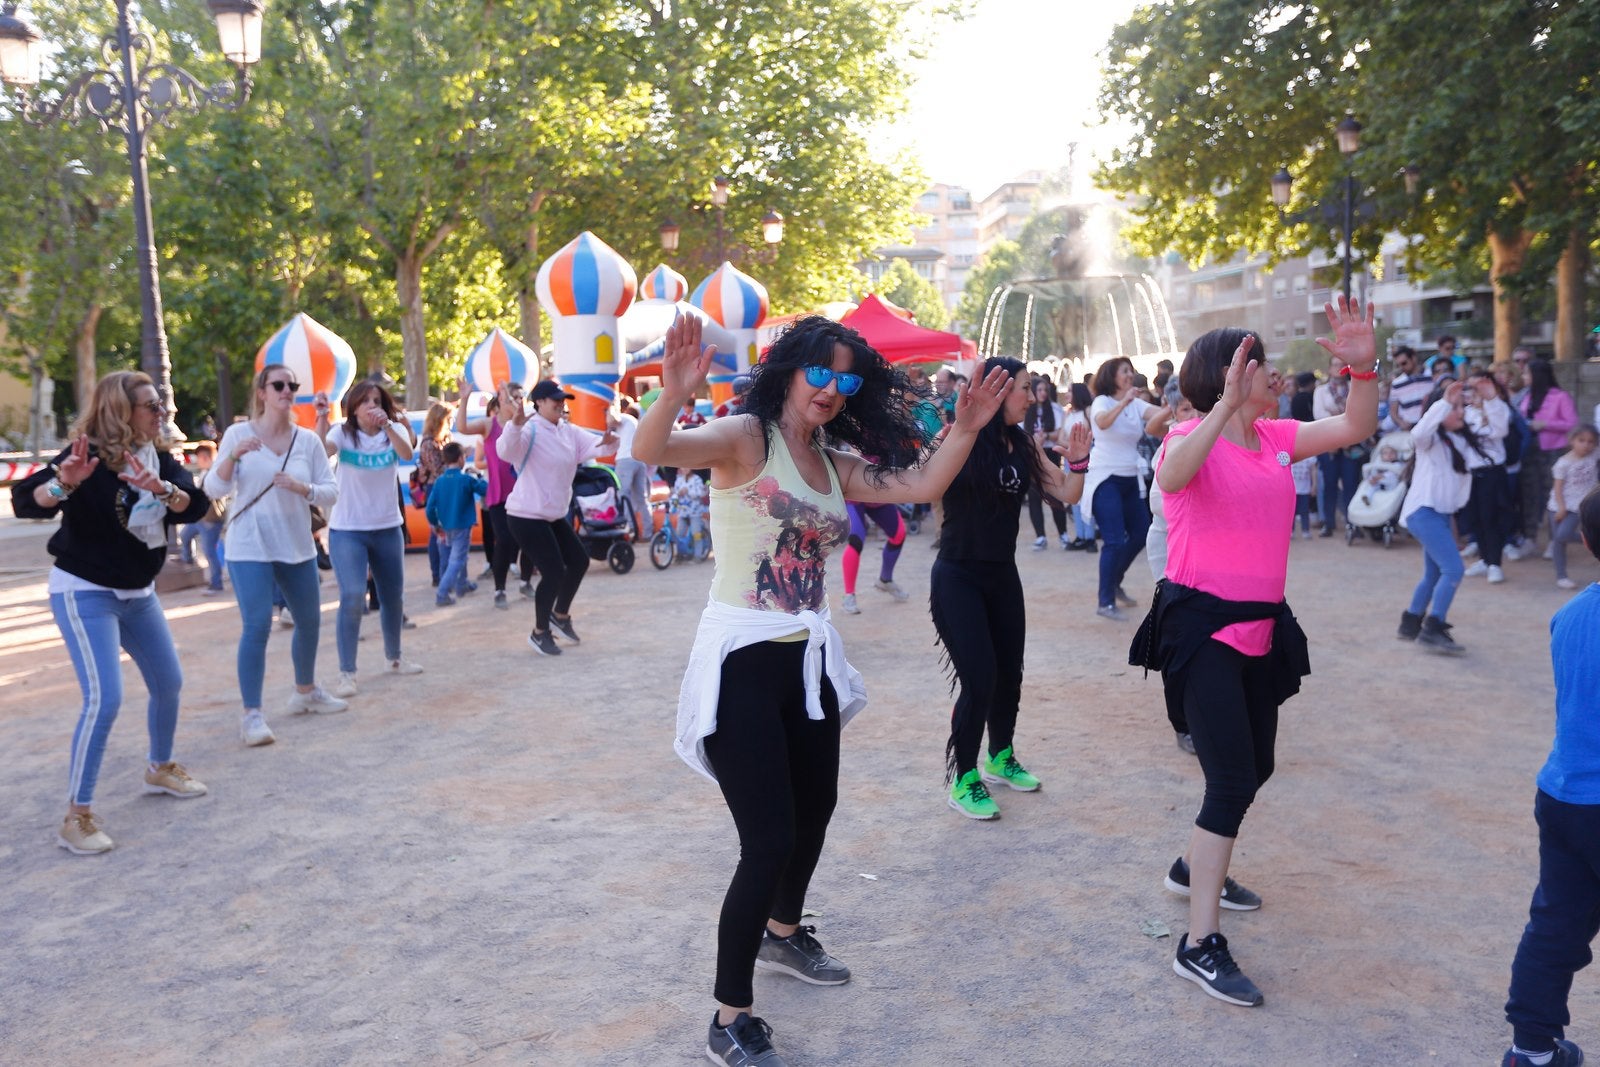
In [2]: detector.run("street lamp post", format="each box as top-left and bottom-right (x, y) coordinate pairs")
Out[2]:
(1269, 114), (1363, 303)
(658, 175), (785, 266)
(0, 0), (265, 440)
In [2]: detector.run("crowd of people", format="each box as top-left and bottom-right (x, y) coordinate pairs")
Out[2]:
(11, 306), (1600, 1067)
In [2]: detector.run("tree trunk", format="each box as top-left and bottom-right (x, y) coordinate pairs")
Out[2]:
(1554, 224), (1589, 362)
(520, 207), (544, 359)
(396, 251), (429, 408)
(215, 346), (235, 425)
(74, 303), (101, 413)
(27, 351), (46, 460)
(1487, 227), (1532, 363)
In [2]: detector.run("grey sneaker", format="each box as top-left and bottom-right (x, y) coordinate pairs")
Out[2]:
(519, 581), (536, 600)
(873, 578), (910, 601)
(528, 631), (561, 657)
(285, 686), (349, 715)
(494, 591), (509, 610)
(1175, 732), (1197, 756)
(840, 593), (860, 615)
(1095, 604), (1128, 622)
(549, 614), (581, 643)
(1115, 585), (1138, 607)
(754, 925), (850, 985)
(706, 1012), (788, 1066)
(1164, 856), (1262, 911)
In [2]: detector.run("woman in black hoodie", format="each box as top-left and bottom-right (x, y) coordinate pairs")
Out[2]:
(12, 371), (210, 855)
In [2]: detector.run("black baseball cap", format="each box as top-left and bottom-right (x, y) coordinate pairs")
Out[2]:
(530, 380), (575, 402)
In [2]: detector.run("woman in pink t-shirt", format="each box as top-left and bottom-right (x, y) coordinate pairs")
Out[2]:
(1146, 295), (1378, 1009)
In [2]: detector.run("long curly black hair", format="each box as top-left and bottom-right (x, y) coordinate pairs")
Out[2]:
(742, 315), (931, 483)
(943, 356), (1048, 511)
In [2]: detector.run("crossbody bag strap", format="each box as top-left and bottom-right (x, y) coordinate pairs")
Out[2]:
(223, 431), (293, 532)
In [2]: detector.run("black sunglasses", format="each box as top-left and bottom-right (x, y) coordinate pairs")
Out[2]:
(267, 379), (301, 393)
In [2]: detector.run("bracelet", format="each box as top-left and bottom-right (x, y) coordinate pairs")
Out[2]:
(1340, 366), (1379, 381)
(45, 476), (73, 500)
(1066, 456), (1090, 472)
(157, 480), (179, 503)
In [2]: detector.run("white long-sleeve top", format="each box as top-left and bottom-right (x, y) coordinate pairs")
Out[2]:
(675, 599), (868, 783)
(1400, 399), (1473, 525)
(208, 422), (338, 564)
(1461, 396), (1510, 467)
(497, 416), (608, 521)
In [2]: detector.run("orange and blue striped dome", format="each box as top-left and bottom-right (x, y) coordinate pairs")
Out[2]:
(536, 231), (637, 318)
(690, 262), (769, 331)
(255, 313), (356, 406)
(464, 327), (539, 392)
(639, 263), (688, 303)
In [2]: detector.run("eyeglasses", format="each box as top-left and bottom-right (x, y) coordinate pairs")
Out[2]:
(134, 400), (164, 414)
(803, 365), (863, 396)
(267, 379), (301, 393)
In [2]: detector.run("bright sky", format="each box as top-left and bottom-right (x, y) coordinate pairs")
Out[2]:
(874, 0), (1144, 199)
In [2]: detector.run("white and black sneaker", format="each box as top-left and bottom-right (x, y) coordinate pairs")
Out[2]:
(1173, 931), (1264, 1007)
(527, 631), (561, 657)
(549, 613), (581, 643)
(754, 925), (851, 985)
(1164, 856), (1262, 911)
(706, 1012), (788, 1066)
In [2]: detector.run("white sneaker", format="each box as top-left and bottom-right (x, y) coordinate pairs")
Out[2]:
(332, 672), (359, 698)
(1487, 564), (1506, 584)
(285, 687), (349, 715)
(1503, 542), (1526, 561)
(1059, 532), (1071, 548)
(1031, 536), (1047, 550)
(386, 659), (424, 675)
(1556, 577), (1578, 590)
(276, 607), (295, 629)
(1461, 541), (1479, 559)
(874, 579), (910, 601)
(1463, 560), (1488, 578)
(240, 709), (276, 746)
(1543, 545), (1555, 561)
(840, 593), (860, 615)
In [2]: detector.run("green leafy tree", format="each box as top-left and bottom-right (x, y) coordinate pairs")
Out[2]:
(861, 259), (948, 330)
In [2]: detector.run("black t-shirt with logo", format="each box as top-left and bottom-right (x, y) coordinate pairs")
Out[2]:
(938, 448), (1028, 563)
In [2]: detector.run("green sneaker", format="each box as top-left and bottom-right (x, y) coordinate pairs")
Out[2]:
(948, 769), (1000, 820)
(980, 746), (1041, 792)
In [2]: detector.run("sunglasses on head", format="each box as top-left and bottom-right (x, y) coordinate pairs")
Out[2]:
(267, 379), (301, 393)
(803, 365), (863, 396)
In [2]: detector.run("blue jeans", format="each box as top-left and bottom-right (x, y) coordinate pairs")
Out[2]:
(195, 520), (224, 589)
(1506, 790), (1600, 1054)
(1404, 506), (1464, 621)
(1317, 451), (1361, 528)
(427, 529), (442, 585)
(51, 589), (183, 805)
(229, 559), (323, 708)
(330, 526), (405, 672)
(1093, 475), (1149, 608)
(437, 527), (473, 599)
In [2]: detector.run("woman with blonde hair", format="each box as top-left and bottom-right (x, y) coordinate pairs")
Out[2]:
(11, 371), (211, 855)
(415, 401), (455, 589)
(209, 364), (346, 747)
(315, 379), (424, 690)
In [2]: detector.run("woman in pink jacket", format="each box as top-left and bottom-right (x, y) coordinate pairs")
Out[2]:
(1519, 358), (1578, 547)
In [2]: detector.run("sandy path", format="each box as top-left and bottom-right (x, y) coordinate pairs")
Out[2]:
(1, 514), (1595, 1066)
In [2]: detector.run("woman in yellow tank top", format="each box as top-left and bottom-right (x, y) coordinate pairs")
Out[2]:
(634, 314), (1012, 1067)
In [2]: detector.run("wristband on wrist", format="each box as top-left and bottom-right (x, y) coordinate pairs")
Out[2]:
(1340, 365), (1379, 381)
(1066, 456), (1090, 472)
(45, 476), (72, 500)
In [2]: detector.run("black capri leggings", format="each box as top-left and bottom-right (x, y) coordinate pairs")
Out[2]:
(486, 503), (533, 593)
(1167, 639), (1279, 838)
(505, 515), (588, 632)
(703, 640), (841, 1008)
(930, 557), (1026, 778)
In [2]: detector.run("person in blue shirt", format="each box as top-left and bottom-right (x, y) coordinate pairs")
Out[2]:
(1502, 482), (1600, 1067)
(424, 442), (487, 607)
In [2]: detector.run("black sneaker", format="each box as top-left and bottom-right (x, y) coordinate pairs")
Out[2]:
(1397, 610), (1422, 640)
(1502, 1039), (1584, 1067)
(1173, 932), (1264, 1006)
(754, 925), (851, 985)
(706, 1012), (788, 1066)
(1175, 732), (1197, 756)
(527, 631), (561, 657)
(549, 613), (581, 643)
(1417, 614), (1464, 655)
(493, 591), (509, 610)
(519, 581), (536, 600)
(1164, 856), (1262, 911)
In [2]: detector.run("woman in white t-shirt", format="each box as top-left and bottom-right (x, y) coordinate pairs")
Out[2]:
(1084, 357), (1157, 619)
(210, 365), (345, 747)
(315, 381), (424, 695)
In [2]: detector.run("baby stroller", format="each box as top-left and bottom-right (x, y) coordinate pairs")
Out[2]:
(1345, 430), (1413, 547)
(570, 463), (637, 574)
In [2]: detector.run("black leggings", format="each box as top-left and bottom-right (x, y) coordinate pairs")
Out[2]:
(505, 515), (588, 631)
(704, 641), (841, 1007)
(930, 557), (1025, 777)
(1167, 639), (1279, 838)
(1027, 450), (1068, 538)
(1467, 464), (1512, 566)
(486, 503), (533, 593)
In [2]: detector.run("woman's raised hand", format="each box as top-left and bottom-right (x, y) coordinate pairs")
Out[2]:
(662, 315), (715, 400)
(952, 365), (1013, 431)
(1216, 333), (1259, 416)
(57, 435), (99, 488)
(117, 451), (165, 494)
(1317, 294), (1377, 373)
(1063, 418), (1091, 462)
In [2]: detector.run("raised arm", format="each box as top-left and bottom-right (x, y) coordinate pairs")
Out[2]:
(632, 315), (762, 472)
(455, 376), (490, 436)
(1157, 334), (1257, 494)
(1291, 296), (1380, 462)
(314, 393), (338, 456)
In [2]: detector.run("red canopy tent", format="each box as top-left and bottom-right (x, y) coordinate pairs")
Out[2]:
(839, 293), (964, 364)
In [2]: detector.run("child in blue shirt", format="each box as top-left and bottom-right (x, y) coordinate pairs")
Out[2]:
(1503, 483), (1600, 1067)
(424, 442), (487, 606)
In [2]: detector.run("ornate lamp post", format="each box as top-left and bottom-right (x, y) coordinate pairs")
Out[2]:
(659, 176), (785, 265)
(1269, 114), (1363, 302)
(0, 0), (265, 439)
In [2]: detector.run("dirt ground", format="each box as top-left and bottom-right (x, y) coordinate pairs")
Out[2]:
(1, 510), (1596, 1067)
